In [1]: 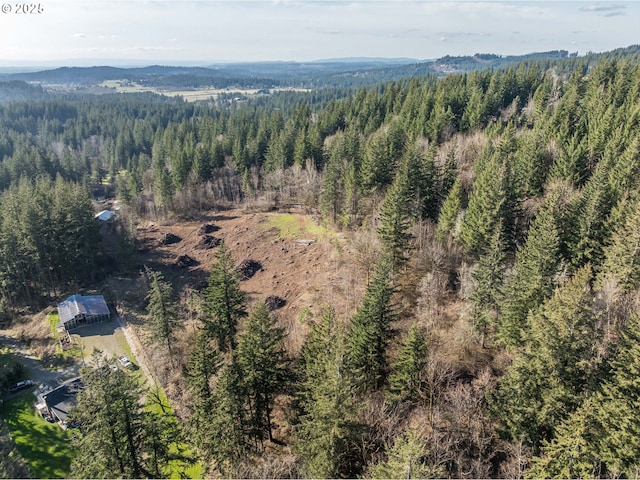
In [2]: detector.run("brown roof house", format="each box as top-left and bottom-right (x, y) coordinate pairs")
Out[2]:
(57, 294), (110, 331)
(35, 377), (83, 429)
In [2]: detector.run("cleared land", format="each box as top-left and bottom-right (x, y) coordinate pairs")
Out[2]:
(99, 80), (309, 102)
(130, 208), (363, 355)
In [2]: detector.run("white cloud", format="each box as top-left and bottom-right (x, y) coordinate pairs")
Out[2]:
(580, 3), (626, 12)
(1, 0), (639, 64)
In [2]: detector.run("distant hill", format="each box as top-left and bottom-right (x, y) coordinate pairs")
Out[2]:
(0, 53), (556, 88)
(0, 59), (420, 88)
(3, 46), (640, 91)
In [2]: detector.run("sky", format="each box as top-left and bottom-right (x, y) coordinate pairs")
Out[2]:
(0, 0), (638, 66)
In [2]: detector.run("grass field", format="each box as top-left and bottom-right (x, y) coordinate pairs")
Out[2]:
(99, 79), (258, 102)
(115, 329), (135, 360)
(99, 80), (309, 102)
(47, 312), (59, 337)
(265, 212), (333, 240)
(2, 392), (74, 478)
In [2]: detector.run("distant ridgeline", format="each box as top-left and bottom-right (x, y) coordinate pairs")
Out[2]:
(2, 46), (639, 92)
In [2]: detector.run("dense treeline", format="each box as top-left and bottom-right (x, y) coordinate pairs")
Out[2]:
(0, 177), (105, 308)
(5, 47), (640, 477)
(0, 80), (47, 103)
(179, 55), (640, 477)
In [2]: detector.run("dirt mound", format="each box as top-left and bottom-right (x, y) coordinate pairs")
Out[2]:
(198, 224), (220, 235)
(161, 233), (182, 245)
(195, 235), (222, 250)
(175, 254), (198, 268)
(237, 259), (262, 280)
(132, 209), (362, 357)
(265, 295), (286, 310)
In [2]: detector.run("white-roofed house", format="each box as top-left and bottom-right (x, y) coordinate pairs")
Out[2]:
(57, 294), (111, 331)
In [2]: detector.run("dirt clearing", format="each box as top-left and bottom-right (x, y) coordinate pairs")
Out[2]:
(133, 208), (367, 354)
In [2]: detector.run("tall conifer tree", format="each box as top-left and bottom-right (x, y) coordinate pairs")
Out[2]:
(347, 259), (396, 391)
(368, 425), (445, 479)
(598, 195), (640, 292)
(145, 267), (179, 366)
(185, 331), (221, 402)
(498, 188), (565, 347)
(203, 243), (246, 351)
(526, 400), (602, 479)
(471, 224), (506, 346)
(436, 177), (463, 240)
(189, 362), (248, 475)
(71, 353), (175, 479)
(492, 266), (601, 448)
(387, 325), (428, 403)
(296, 313), (360, 479)
(236, 301), (288, 444)
(377, 166), (413, 271)
(591, 314), (640, 475)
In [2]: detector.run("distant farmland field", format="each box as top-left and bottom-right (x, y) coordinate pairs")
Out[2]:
(99, 80), (309, 102)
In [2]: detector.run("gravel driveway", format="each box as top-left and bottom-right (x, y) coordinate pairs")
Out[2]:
(71, 317), (131, 363)
(0, 333), (81, 399)
(1, 316), (150, 402)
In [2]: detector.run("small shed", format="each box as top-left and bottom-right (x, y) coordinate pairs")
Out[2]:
(95, 209), (116, 222)
(57, 294), (111, 331)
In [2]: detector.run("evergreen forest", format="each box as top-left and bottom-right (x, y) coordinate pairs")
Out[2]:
(3, 47), (640, 478)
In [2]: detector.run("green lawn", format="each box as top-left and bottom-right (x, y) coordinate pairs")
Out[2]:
(1, 392), (74, 478)
(115, 329), (135, 361)
(2, 384), (201, 479)
(47, 311), (60, 337)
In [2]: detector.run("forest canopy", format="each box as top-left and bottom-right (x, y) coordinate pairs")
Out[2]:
(3, 46), (640, 478)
